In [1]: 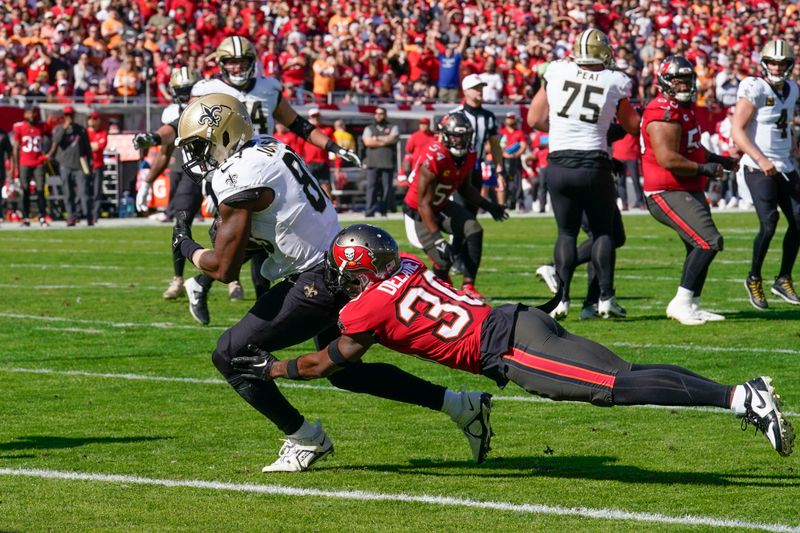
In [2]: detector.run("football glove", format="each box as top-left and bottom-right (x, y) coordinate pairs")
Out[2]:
(432, 236), (454, 269)
(135, 181), (152, 213)
(132, 131), (161, 150)
(231, 344), (278, 381)
(697, 162), (723, 179)
(484, 201), (509, 222)
(337, 148), (362, 167)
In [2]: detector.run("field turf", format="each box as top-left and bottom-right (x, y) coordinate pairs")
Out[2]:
(1, 211), (798, 532)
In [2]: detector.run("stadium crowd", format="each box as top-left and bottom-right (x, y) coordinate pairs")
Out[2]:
(0, 0), (799, 108)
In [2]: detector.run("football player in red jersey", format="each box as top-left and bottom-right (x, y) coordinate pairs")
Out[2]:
(403, 112), (507, 299)
(642, 56), (737, 325)
(233, 224), (795, 458)
(12, 105), (49, 226)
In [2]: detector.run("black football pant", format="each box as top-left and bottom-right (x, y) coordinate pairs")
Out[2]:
(545, 157), (617, 301)
(20, 164), (46, 220)
(212, 264), (447, 435)
(744, 168), (800, 279)
(577, 207), (626, 306)
(499, 307), (731, 408)
(646, 190), (723, 297)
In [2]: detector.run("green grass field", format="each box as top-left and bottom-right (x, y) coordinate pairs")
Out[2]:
(1, 212), (799, 532)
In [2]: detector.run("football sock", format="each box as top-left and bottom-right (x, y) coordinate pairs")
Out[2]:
(326, 362), (446, 411)
(730, 385), (747, 416)
(288, 419), (320, 441)
(441, 389), (463, 420)
(673, 286), (694, 304)
(195, 273), (214, 290)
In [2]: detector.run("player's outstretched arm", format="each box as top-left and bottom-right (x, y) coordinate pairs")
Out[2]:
(270, 333), (374, 381)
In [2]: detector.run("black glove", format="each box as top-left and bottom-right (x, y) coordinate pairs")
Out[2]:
(132, 132), (161, 150)
(432, 236), (454, 269)
(697, 162), (723, 178)
(483, 201), (509, 221)
(231, 344), (278, 381)
(172, 210), (193, 253)
(707, 152), (738, 171)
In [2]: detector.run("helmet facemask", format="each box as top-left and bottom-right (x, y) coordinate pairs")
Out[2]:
(762, 58), (794, 85)
(180, 137), (218, 183)
(441, 129), (472, 158)
(658, 57), (697, 104)
(220, 57), (255, 88)
(325, 225), (401, 299)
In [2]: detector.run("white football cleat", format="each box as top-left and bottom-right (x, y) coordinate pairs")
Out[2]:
(535, 265), (559, 294)
(263, 421), (334, 472)
(453, 389), (494, 464)
(550, 299), (569, 320)
(691, 298), (725, 321)
(598, 295), (627, 319)
(666, 298), (706, 325)
(228, 280), (245, 301)
(740, 377), (794, 457)
(162, 276), (185, 300)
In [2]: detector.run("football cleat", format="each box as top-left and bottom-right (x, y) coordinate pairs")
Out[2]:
(666, 298), (706, 326)
(162, 276), (185, 300)
(745, 276), (768, 310)
(38, 216), (48, 227)
(535, 264), (559, 294)
(598, 295), (627, 319)
(691, 298), (725, 321)
(228, 280), (245, 301)
(461, 283), (485, 301)
(20, 218), (30, 227)
(453, 389), (494, 464)
(740, 377), (794, 457)
(579, 303), (600, 320)
(184, 276), (210, 325)
(263, 420), (334, 472)
(771, 276), (800, 305)
(550, 299), (569, 320)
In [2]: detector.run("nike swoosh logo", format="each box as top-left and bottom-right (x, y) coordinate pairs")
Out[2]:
(752, 387), (767, 410)
(466, 396), (475, 412)
(252, 361), (268, 368)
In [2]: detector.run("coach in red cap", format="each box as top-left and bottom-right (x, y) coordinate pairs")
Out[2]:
(46, 105), (93, 225)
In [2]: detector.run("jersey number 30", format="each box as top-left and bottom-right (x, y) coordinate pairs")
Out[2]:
(396, 272), (481, 340)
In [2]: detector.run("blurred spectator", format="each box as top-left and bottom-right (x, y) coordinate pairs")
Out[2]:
(273, 122), (302, 153)
(498, 112), (527, 210)
(437, 27), (470, 102)
(46, 107), (92, 226)
(0, 123), (13, 222)
(362, 106), (399, 217)
(113, 55), (141, 97)
(403, 117), (435, 175)
(479, 59), (504, 104)
(301, 108), (333, 198)
(101, 47), (122, 86)
(86, 111), (108, 223)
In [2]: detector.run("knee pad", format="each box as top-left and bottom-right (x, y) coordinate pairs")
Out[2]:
(463, 218), (483, 238)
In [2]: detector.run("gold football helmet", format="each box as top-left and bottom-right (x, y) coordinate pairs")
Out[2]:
(760, 39), (795, 85)
(169, 66), (200, 104)
(216, 36), (257, 87)
(175, 93), (254, 182)
(572, 29), (614, 68)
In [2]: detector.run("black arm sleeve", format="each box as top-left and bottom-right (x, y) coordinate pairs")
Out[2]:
(287, 115), (316, 140)
(607, 123), (627, 144)
(221, 187), (268, 207)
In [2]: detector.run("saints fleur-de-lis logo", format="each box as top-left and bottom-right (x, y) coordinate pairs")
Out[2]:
(198, 104), (223, 127)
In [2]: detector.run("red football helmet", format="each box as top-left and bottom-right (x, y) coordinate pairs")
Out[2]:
(326, 224), (400, 298)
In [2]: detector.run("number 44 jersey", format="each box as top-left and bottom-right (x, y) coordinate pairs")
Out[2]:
(338, 255), (490, 374)
(211, 135), (341, 281)
(544, 60), (632, 153)
(191, 76), (279, 135)
(737, 76), (799, 172)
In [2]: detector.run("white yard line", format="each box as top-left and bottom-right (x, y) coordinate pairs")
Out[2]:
(0, 468), (796, 532)
(0, 312), (230, 330)
(2, 367), (797, 417)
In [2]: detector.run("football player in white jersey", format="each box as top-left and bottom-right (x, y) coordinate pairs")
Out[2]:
(133, 67), (207, 300)
(171, 94), (494, 472)
(134, 35), (361, 324)
(732, 39), (800, 309)
(527, 29), (640, 320)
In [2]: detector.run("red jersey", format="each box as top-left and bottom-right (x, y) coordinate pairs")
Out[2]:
(300, 125), (333, 164)
(338, 255), (489, 374)
(404, 129), (435, 167)
(12, 121), (47, 167)
(404, 141), (476, 212)
(641, 95), (707, 193)
(87, 128), (108, 169)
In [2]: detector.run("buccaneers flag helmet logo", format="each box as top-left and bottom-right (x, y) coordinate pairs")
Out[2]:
(331, 244), (379, 274)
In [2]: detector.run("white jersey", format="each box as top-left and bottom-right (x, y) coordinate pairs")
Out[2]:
(737, 76), (798, 172)
(191, 76), (282, 135)
(544, 60), (632, 153)
(211, 135), (341, 281)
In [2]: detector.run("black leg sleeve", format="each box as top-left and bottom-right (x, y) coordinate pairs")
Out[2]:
(327, 362), (447, 411)
(613, 367), (732, 408)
